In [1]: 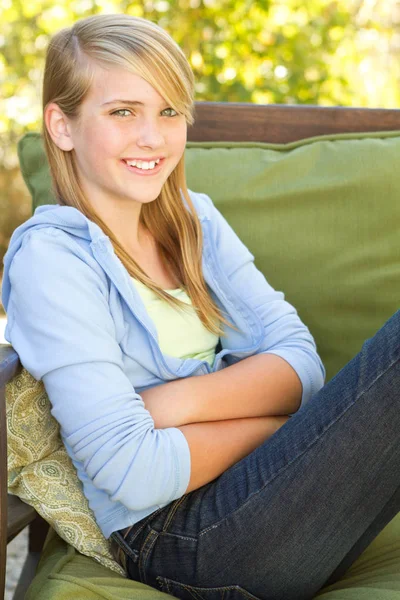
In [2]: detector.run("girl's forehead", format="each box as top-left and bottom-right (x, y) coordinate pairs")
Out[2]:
(87, 66), (163, 105)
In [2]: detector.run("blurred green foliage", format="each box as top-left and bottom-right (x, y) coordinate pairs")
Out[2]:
(1, 0), (400, 305)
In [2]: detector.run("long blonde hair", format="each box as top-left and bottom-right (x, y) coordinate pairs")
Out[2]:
(42, 14), (235, 336)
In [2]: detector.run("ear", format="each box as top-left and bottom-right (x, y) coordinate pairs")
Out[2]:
(44, 103), (75, 151)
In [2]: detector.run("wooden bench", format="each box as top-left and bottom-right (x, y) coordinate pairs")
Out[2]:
(2, 100), (400, 600)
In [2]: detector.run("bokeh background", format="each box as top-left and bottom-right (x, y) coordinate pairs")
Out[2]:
(2, 0), (400, 319)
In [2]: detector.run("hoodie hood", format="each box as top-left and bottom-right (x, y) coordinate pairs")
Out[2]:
(2, 204), (107, 312)
(1, 191), (206, 314)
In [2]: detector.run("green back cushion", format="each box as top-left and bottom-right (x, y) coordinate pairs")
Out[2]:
(17, 131), (400, 383)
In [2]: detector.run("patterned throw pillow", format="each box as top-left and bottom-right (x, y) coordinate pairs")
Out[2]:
(6, 367), (126, 576)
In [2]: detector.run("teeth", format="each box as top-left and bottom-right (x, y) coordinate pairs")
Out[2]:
(126, 158), (161, 170)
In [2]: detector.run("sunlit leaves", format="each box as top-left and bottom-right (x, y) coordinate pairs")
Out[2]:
(1, 0), (400, 168)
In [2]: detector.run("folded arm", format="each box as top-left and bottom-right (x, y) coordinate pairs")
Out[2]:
(179, 414), (289, 494)
(141, 352), (302, 428)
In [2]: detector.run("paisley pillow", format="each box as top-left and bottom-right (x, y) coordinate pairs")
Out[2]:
(6, 367), (125, 576)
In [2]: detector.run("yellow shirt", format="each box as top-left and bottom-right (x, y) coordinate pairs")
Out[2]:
(131, 277), (219, 366)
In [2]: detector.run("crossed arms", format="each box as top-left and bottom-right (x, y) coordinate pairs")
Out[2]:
(141, 352), (302, 428)
(141, 353), (302, 493)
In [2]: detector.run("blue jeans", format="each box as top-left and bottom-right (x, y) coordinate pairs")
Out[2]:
(111, 309), (400, 600)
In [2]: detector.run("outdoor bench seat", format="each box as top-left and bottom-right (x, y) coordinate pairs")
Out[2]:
(1, 101), (400, 600)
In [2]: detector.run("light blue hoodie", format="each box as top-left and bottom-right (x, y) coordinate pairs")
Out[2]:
(1, 190), (325, 538)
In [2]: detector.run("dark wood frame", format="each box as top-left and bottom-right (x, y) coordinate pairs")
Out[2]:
(2, 100), (400, 600)
(189, 102), (400, 143)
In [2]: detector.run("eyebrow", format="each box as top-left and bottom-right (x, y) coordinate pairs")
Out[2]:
(101, 100), (164, 107)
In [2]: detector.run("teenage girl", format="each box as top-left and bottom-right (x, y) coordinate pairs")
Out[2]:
(2, 14), (399, 600)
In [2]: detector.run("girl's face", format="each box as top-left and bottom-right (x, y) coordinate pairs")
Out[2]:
(64, 63), (187, 212)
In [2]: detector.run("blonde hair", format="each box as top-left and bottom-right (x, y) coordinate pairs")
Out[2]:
(42, 13), (236, 336)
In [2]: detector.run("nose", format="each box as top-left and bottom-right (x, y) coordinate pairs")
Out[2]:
(136, 117), (165, 150)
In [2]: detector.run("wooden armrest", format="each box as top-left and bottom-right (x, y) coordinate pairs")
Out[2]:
(7, 494), (37, 544)
(0, 344), (22, 600)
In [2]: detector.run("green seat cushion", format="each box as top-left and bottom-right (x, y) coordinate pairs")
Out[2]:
(18, 131), (400, 382)
(26, 515), (400, 600)
(26, 528), (170, 600)
(316, 513), (400, 599)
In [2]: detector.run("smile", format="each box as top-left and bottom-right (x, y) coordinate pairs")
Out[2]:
(122, 158), (164, 176)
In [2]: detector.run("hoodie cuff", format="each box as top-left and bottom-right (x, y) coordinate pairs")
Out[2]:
(168, 426), (191, 500)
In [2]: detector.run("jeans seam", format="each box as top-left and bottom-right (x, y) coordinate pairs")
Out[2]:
(199, 350), (399, 537)
(139, 528), (159, 584)
(358, 341), (399, 399)
(125, 505), (166, 546)
(158, 577), (257, 597)
(157, 532), (197, 541)
(162, 494), (188, 532)
(179, 584), (202, 600)
(122, 497), (189, 581)
(110, 531), (139, 566)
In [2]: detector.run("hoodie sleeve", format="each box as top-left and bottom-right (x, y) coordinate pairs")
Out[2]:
(193, 191), (326, 412)
(4, 227), (191, 513)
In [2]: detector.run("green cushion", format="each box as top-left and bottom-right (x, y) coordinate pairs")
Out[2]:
(26, 515), (400, 600)
(316, 512), (400, 599)
(26, 528), (170, 600)
(18, 131), (400, 382)
(17, 131), (400, 599)
(184, 135), (400, 383)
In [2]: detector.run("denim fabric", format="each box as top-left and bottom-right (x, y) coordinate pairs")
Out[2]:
(111, 309), (400, 600)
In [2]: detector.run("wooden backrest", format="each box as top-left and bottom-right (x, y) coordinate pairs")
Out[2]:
(188, 102), (400, 143)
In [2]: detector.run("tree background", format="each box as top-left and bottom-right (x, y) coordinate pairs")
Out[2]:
(1, 0), (400, 314)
